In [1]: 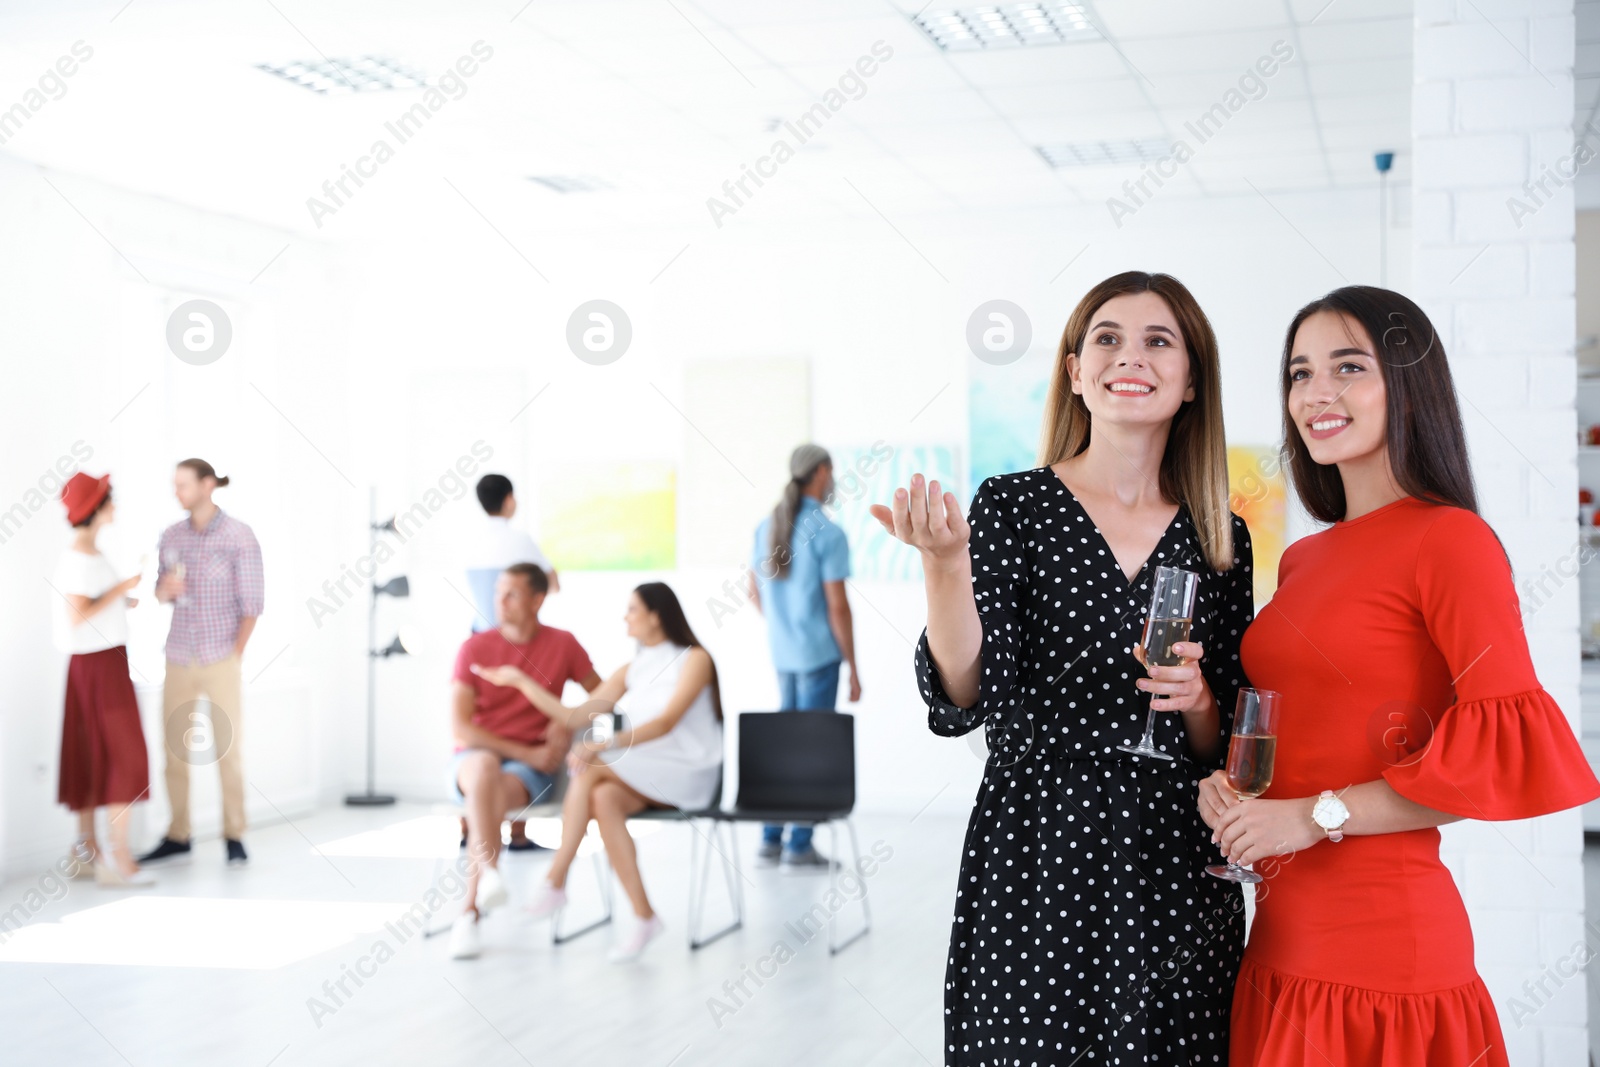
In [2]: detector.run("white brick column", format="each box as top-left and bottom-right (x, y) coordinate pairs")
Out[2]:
(1414, 3), (1585, 1065)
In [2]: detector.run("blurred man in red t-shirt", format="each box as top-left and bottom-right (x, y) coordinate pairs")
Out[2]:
(447, 562), (601, 958)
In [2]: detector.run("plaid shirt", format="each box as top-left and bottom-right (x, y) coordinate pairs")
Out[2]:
(157, 509), (265, 667)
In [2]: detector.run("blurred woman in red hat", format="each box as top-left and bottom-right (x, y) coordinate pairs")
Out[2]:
(55, 472), (153, 887)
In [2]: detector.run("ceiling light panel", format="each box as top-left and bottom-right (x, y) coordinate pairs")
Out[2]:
(1036, 138), (1173, 167)
(527, 175), (614, 193)
(912, 3), (1099, 51)
(257, 56), (428, 95)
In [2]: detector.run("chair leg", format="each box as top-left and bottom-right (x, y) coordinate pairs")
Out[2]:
(827, 818), (870, 955)
(552, 852), (614, 945)
(722, 821), (745, 926)
(688, 819), (743, 951)
(421, 855), (455, 939)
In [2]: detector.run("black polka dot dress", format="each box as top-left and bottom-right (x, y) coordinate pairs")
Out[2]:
(915, 468), (1254, 1066)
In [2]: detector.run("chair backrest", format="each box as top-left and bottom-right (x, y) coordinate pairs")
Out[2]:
(735, 711), (855, 814)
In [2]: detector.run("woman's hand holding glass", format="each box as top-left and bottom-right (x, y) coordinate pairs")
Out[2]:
(1134, 639), (1212, 714)
(1201, 767), (1321, 866)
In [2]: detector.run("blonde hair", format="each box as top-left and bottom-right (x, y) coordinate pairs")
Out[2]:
(1038, 271), (1235, 572)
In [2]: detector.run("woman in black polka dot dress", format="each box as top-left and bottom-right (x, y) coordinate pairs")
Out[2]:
(874, 272), (1253, 1065)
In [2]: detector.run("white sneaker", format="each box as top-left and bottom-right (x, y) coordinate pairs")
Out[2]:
(523, 883), (567, 921)
(608, 915), (665, 963)
(448, 913), (481, 959)
(474, 865), (508, 914)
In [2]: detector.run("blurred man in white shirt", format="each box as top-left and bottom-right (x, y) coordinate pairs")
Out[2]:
(466, 474), (559, 632)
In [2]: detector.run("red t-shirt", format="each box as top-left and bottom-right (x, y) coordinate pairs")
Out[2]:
(451, 625), (595, 746)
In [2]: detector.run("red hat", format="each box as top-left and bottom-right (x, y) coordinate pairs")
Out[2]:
(61, 472), (112, 526)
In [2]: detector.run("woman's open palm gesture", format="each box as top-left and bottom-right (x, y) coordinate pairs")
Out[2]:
(868, 474), (970, 566)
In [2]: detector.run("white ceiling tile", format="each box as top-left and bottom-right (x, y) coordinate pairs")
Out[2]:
(724, 15), (930, 66)
(938, 42), (1131, 87)
(1293, 18), (1413, 64)
(1010, 113), (1177, 143)
(1119, 30), (1306, 76)
(1306, 58), (1412, 98)
(849, 89), (1006, 125)
(981, 78), (1152, 118)
(1095, 0), (1287, 40)
(782, 55), (973, 93)
(1286, 0), (1415, 22)
(1195, 127), (1327, 159)
(1142, 68), (1313, 108)
(869, 118), (1033, 156)
(687, 0), (889, 27)
(1310, 92), (1408, 127)
(1318, 121), (1409, 153)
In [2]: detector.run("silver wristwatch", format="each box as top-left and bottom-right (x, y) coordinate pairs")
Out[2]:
(1311, 789), (1349, 842)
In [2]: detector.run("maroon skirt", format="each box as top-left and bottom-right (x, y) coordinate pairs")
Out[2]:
(58, 646), (150, 810)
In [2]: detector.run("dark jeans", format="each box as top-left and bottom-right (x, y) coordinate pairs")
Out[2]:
(763, 660), (841, 851)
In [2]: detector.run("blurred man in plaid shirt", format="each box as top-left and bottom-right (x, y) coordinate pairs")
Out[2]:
(139, 458), (264, 868)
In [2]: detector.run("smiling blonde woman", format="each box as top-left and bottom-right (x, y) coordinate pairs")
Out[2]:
(874, 271), (1254, 1065)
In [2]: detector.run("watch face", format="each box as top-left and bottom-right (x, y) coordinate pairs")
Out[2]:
(1313, 797), (1346, 829)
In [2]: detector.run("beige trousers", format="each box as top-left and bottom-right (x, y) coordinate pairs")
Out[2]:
(161, 655), (245, 840)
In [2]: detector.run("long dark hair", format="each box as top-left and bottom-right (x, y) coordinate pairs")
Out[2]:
(1280, 286), (1478, 523)
(634, 582), (722, 720)
(1041, 270), (1234, 571)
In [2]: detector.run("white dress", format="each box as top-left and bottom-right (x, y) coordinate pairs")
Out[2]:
(603, 640), (723, 810)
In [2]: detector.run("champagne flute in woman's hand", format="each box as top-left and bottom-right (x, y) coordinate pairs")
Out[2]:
(1118, 565), (1199, 761)
(1205, 688), (1283, 884)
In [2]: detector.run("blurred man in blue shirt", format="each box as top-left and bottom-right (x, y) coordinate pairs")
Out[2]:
(748, 444), (860, 870)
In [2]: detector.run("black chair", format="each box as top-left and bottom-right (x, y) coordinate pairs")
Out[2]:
(709, 710), (871, 954)
(560, 711), (870, 954)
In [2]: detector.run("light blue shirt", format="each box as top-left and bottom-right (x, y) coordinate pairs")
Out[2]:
(752, 497), (850, 672)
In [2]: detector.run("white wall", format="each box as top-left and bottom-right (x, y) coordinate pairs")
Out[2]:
(0, 155), (357, 878)
(1415, 1), (1588, 1062)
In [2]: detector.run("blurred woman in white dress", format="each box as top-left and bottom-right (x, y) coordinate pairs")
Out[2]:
(471, 581), (723, 961)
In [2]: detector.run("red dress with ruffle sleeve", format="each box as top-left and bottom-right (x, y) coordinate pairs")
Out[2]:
(1230, 497), (1600, 1066)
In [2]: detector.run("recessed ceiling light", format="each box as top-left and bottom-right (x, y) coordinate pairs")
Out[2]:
(913, 3), (1098, 51)
(257, 56), (429, 95)
(1036, 138), (1173, 167)
(527, 175), (614, 194)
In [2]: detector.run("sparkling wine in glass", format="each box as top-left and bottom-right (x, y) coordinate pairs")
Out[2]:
(1205, 688), (1283, 884)
(163, 548), (190, 607)
(1117, 565), (1199, 761)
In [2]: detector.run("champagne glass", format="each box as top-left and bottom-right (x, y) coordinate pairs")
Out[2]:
(163, 548), (189, 607)
(1205, 688), (1283, 884)
(1116, 565), (1199, 761)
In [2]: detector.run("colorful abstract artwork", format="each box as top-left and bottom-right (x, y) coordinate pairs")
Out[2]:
(540, 462), (676, 570)
(1227, 445), (1287, 605)
(828, 442), (962, 582)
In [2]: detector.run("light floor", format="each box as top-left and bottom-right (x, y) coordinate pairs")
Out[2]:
(20, 811), (1600, 1065)
(1585, 840), (1600, 1067)
(0, 802), (957, 1066)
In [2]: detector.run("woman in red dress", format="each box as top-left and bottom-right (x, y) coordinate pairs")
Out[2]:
(55, 472), (153, 887)
(1201, 286), (1600, 1065)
